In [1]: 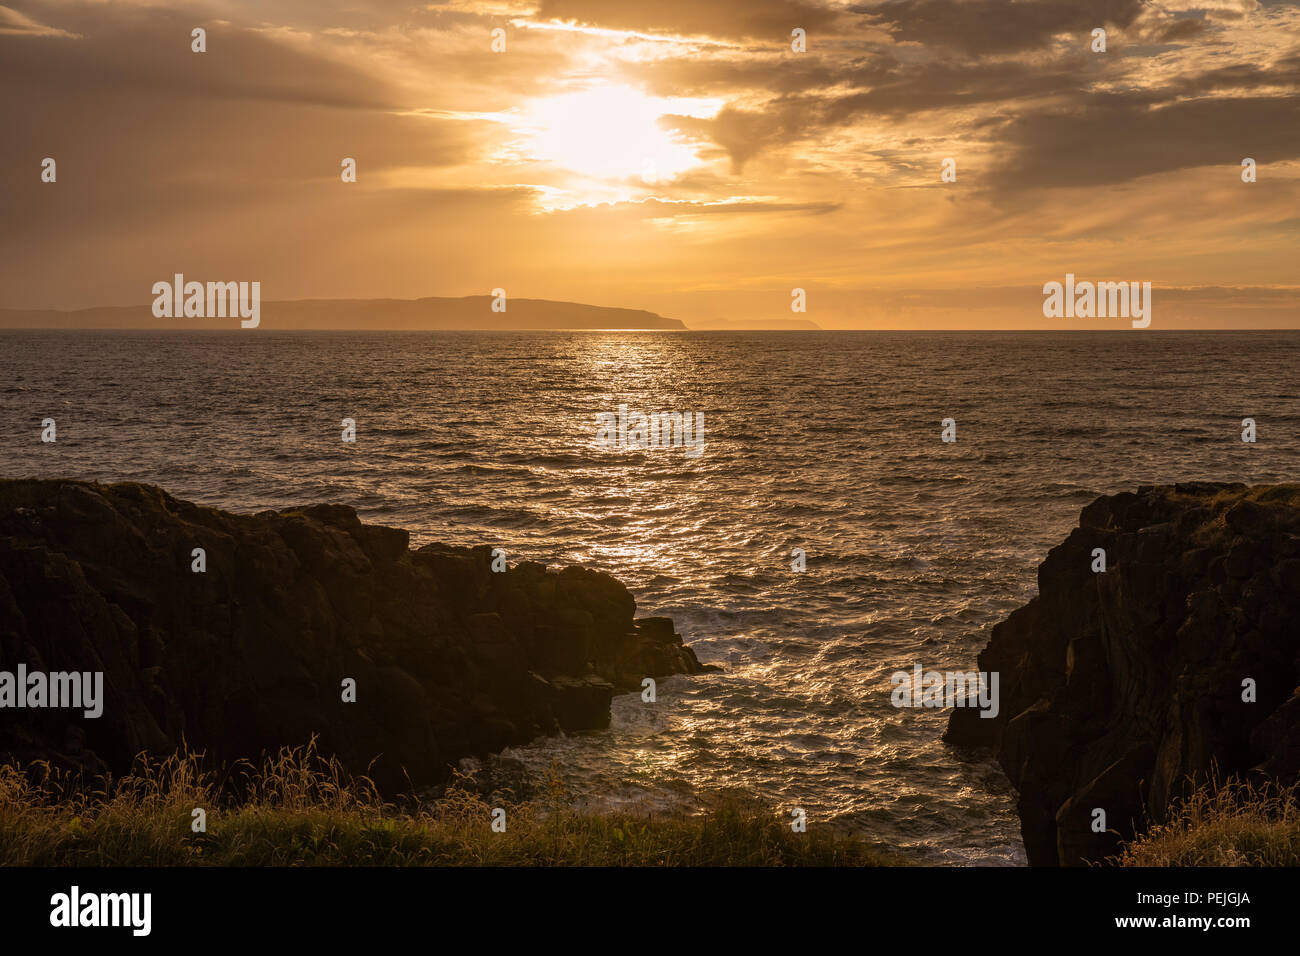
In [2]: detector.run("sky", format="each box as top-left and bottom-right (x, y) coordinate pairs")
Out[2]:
(1, 0), (1298, 327)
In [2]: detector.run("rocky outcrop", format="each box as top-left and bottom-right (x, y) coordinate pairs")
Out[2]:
(947, 483), (1300, 866)
(0, 480), (712, 791)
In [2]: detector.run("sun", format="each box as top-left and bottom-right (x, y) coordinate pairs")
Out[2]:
(519, 84), (719, 184)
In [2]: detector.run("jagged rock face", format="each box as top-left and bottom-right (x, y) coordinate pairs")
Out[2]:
(0, 480), (710, 792)
(947, 483), (1300, 866)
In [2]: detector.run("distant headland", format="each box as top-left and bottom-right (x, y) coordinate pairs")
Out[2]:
(0, 295), (690, 331)
(0, 294), (829, 331)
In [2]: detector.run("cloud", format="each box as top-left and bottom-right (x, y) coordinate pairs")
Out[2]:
(857, 0), (1146, 55)
(0, 0), (1296, 322)
(535, 0), (844, 40)
(0, 4), (78, 37)
(617, 196), (843, 215)
(990, 93), (1300, 190)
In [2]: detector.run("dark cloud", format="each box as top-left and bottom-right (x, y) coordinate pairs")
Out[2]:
(646, 7), (1295, 190)
(1169, 52), (1300, 95)
(660, 56), (1094, 169)
(0, 4), (400, 109)
(857, 0), (1146, 55)
(623, 54), (871, 97)
(669, 103), (813, 169)
(818, 57), (1090, 118)
(1146, 16), (1207, 43)
(536, 0), (844, 39)
(989, 93), (1300, 190)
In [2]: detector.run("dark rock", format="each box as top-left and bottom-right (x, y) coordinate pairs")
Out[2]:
(0, 479), (712, 793)
(945, 483), (1300, 866)
(548, 675), (617, 731)
(1250, 685), (1300, 780)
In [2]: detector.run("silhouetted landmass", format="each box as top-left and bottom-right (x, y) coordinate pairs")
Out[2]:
(0, 296), (686, 330)
(947, 483), (1300, 866)
(0, 480), (711, 793)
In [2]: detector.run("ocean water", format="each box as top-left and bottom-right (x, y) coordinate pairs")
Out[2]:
(3, 329), (1299, 864)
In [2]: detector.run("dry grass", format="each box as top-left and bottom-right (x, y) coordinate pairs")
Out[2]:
(1115, 777), (1300, 866)
(0, 741), (904, 867)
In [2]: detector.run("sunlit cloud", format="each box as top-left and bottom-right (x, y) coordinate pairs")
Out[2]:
(0, 0), (1296, 325)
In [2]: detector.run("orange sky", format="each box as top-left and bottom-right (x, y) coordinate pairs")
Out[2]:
(1, 0), (1298, 327)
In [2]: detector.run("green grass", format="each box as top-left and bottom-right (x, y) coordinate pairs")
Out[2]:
(1115, 777), (1300, 866)
(0, 741), (905, 867)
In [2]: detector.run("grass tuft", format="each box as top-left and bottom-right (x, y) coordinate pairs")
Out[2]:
(1115, 777), (1300, 866)
(0, 740), (905, 867)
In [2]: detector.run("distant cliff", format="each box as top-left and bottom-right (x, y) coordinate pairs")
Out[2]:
(947, 483), (1300, 865)
(0, 480), (710, 791)
(0, 296), (686, 331)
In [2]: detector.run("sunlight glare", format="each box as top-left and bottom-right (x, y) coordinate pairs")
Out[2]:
(520, 85), (719, 183)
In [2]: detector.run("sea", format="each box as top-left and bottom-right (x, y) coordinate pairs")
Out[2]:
(3, 329), (1299, 864)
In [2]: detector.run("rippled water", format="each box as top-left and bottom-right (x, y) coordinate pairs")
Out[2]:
(3, 330), (1299, 864)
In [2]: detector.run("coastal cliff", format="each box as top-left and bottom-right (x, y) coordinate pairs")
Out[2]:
(0, 296), (687, 331)
(0, 480), (709, 791)
(947, 483), (1300, 866)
